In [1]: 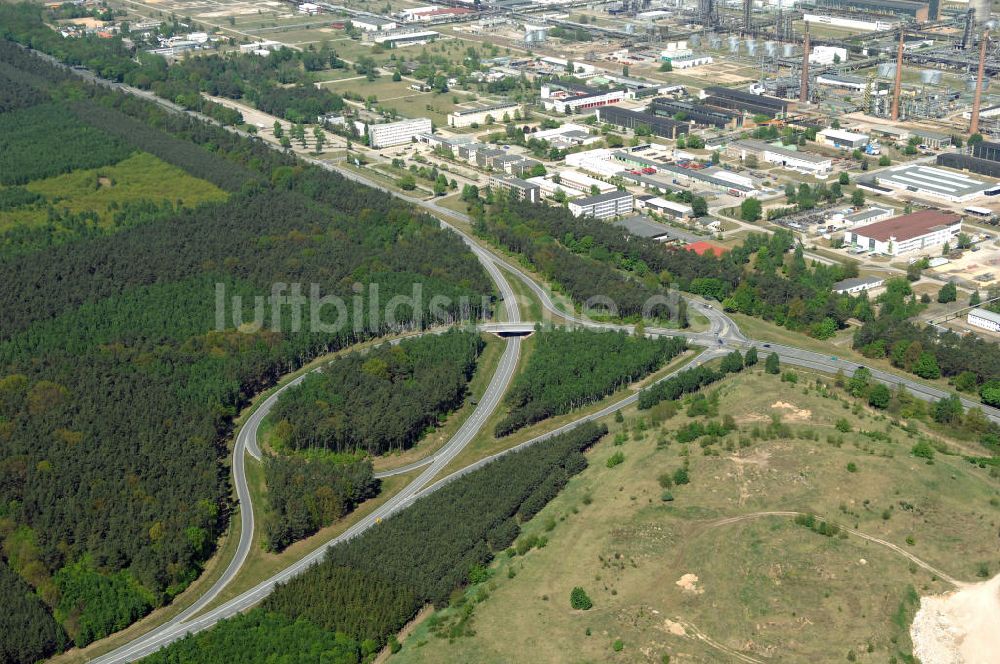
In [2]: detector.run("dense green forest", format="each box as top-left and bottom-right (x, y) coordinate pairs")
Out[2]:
(0, 40), (492, 656)
(496, 329), (687, 436)
(0, 2), (346, 125)
(263, 454), (379, 552)
(269, 332), (484, 455)
(472, 198), (866, 337)
(0, 560), (67, 663)
(142, 611), (362, 664)
(0, 102), (133, 185)
(150, 423), (607, 662)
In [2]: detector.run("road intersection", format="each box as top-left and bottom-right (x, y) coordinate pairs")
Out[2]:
(48, 55), (998, 662)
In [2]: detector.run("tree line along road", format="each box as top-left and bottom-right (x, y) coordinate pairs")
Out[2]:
(41, 51), (998, 662)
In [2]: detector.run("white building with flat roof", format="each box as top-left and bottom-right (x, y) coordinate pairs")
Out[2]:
(352, 15), (397, 31)
(968, 308), (1000, 332)
(818, 128), (869, 150)
(643, 197), (692, 219)
(526, 176), (585, 199)
(809, 45), (848, 65)
(873, 165), (1000, 203)
(565, 148), (626, 178)
(727, 139), (832, 176)
(832, 276), (885, 294)
(447, 102), (521, 127)
(367, 117), (432, 149)
(557, 170), (616, 194)
(568, 190), (634, 219)
(844, 210), (961, 256)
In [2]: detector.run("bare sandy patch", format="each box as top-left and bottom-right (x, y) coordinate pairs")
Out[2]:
(911, 573), (1000, 664)
(770, 401), (812, 422)
(676, 573), (704, 595)
(663, 618), (686, 636)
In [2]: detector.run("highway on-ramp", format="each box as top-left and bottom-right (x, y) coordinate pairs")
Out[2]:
(48, 53), (997, 661)
(90, 194), (524, 664)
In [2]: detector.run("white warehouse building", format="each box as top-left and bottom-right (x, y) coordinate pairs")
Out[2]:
(352, 16), (397, 31)
(447, 102), (521, 128)
(809, 45), (849, 65)
(968, 308), (1000, 333)
(727, 140), (833, 176)
(367, 117), (433, 149)
(817, 128), (870, 150)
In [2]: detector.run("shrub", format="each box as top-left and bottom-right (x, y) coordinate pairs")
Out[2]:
(672, 466), (690, 485)
(612, 639), (624, 652)
(606, 451), (625, 468)
(911, 440), (935, 460)
(657, 473), (673, 488)
(846, 462), (858, 473)
(570, 586), (593, 610)
(765, 352), (780, 374)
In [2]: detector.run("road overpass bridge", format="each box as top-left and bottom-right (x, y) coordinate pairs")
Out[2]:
(480, 322), (537, 337)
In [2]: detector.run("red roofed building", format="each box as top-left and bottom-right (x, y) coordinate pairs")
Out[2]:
(685, 241), (728, 257)
(844, 209), (961, 256)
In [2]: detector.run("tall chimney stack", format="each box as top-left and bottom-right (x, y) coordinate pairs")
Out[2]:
(891, 30), (904, 121)
(971, 31), (989, 135)
(799, 28), (810, 103)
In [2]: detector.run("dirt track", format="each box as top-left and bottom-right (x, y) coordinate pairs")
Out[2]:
(708, 511), (965, 588)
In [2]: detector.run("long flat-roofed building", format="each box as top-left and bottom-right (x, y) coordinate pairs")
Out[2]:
(352, 15), (397, 31)
(812, 0), (929, 21)
(844, 206), (894, 226)
(968, 308), (1000, 333)
(702, 86), (788, 119)
(844, 209), (961, 256)
(488, 175), (540, 203)
(545, 89), (627, 114)
(867, 165), (1000, 202)
(595, 106), (689, 139)
(568, 190), (634, 219)
(367, 117), (432, 148)
(650, 98), (739, 129)
(448, 102), (521, 127)
(727, 140), (833, 176)
(832, 276), (885, 294)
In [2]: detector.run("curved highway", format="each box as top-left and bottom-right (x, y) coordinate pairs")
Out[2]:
(90, 194), (524, 663)
(53, 54), (998, 662)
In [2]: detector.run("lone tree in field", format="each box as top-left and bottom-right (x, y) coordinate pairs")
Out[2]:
(740, 197), (762, 222)
(937, 282), (957, 304)
(765, 352), (780, 374)
(868, 383), (891, 409)
(570, 586), (593, 610)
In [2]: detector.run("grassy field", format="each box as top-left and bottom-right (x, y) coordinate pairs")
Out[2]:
(392, 370), (1000, 664)
(0, 151), (227, 232)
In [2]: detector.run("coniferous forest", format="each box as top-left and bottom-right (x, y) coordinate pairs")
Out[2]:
(147, 423), (608, 663)
(495, 329), (687, 436)
(269, 332), (485, 456)
(0, 39), (491, 660)
(262, 455), (379, 552)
